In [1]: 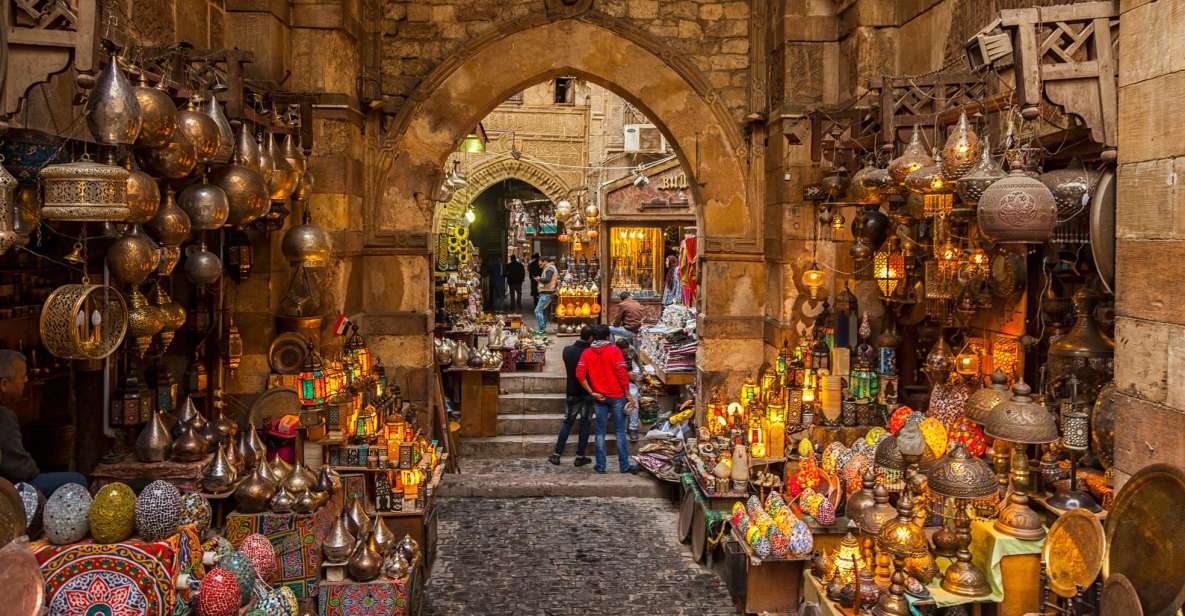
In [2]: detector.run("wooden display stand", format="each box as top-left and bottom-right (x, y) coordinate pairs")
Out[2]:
(720, 527), (807, 615)
(445, 368), (499, 437)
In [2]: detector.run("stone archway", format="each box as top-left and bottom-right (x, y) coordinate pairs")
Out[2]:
(363, 15), (768, 399)
(434, 155), (572, 232)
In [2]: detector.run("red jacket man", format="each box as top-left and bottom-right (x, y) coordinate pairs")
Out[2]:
(575, 325), (638, 474)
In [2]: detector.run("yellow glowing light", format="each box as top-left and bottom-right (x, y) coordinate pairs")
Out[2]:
(802, 263), (825, 298)
(956, 351), (980, 376)
(802, 388), (815, 403)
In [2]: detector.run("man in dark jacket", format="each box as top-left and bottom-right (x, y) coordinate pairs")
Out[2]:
(575, 325), (638, 474)
(0, 350), (86, 496)
(548, 325), (594, 466)
(506, 255), (526, 309)
(527, 253), (542, 305)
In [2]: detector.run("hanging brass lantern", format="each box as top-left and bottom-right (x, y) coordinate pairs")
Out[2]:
(224, 312), (243, 373)
(282, 124), (306, 176)
(265, 130), (299, 201)
(256, 130), (275, 186)
(204, 94), (235, 164)
(888, 126), (929, 187)
(126, 287), (165, 357)
(85, 55), (142, 146)
(281, 211), (332, 268)
(132, 75), (177, 147)
(941, 111), (980, 180)
(39, 283), (128, 360)
(106, 225), (160, 287)
(176, 95), (221, 165)
(138, 127), (197, 180)
(955, 135), (1006, 207)
(211, 124), (269, 227)
(145, 187), (191, 275)
(152, 282), (186, 351)
(0, 155), (19, 255)
(184, 241), (223, 286)
(12, 185), (40, 246)
(178, 172), (230, 231)
(977, 169), (1057, 244)
(39, 156), (131, 222)
(124, 157), (160, 225)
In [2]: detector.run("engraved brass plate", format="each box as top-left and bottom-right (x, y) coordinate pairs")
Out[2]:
(1104, 464), (1185, 616)
(1044, 508), (1105, 599)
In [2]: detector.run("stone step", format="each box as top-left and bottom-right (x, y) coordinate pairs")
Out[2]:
(438, 470), (670, 499)
(498, 373), (567, 395)
(497, 392), (567, 414)
(496, 413), (627, 436)
(460, 434), (639, 458)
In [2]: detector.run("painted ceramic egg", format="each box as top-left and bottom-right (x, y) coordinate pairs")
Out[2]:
(752, 535), (772, 559)
(815, 496), (837, 526)
(919, 417), (949, 459)
(821, 441), (846, 474)
(764, 491), (786, 517)
(745, 495), (762, 516)
(754, 511), (774, 534)
(801, 490), (822, 516)
(889, 406), (915, 433)
(788, 520), (813, 556)
(14, 482), (44, 537)
(135, 480), (182, 541)
(865, 426), (888, 445)
(731, 508), (746, 529)
(767, 524), (790, 558)
(43, 483), (92, 544)
(238, 533), (276, 582)
(775, 508), (797, 535)
(221, 550), (257, 606)
(797, 438), (814, 458)
(89, 482), (136, 543)
(735, 514), (750, 536)
(197, 567), (241, 616)
(179, 493), (213, 537)
(745, 524), (761, 546)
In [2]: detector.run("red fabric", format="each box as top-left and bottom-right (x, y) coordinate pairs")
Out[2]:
(576, 343), (630, 398)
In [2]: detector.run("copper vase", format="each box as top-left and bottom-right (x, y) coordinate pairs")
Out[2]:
(323, 511), (355, 562)
(347, 529), (382, 582)
(135, 410), (172, 462)
(234, 455), (277, 513)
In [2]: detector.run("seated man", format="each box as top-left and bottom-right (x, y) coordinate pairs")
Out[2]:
(610, 291), (646, 344)
(0, 350), (87, 496)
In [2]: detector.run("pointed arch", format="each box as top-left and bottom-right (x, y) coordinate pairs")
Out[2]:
(434, 155), (572, 231)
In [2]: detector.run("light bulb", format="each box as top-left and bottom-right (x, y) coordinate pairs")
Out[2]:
(464, 208), (475, 223)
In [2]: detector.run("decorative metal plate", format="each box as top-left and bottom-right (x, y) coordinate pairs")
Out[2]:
(267, 332), (309, 375)
(1100, 573), (1143, 616)
(1044, 508), (1105, 599)
(1104, 464), (1185, 616)
(0, 479), (25, 550)
(0, 541), (44, 616)
(248, 386), (301, 428)
(1089, 169), (1116, 295)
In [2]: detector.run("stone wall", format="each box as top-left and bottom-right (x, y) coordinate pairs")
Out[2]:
(1111, 0), (1185, 477)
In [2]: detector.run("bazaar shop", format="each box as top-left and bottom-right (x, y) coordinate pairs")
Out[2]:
(0, 39), (443, 615)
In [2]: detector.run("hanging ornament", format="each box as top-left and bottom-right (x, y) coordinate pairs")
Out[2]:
(177, 95), (221, 164)
(132, 75), (177, 147)
(955, 135), (1006, 207)
(124, 157), (160, 225)
(977, 169), (1058, 244)
(888, 125), (929, 187)
(152, 282), (186, 351)
(205, 94), (235, 164)
(941, 111), (980, 180)
(211, 123), (269, 227)
(85, 53), (141, 145)
(145, 187), (191, 275)
(126, 287), (164, 357)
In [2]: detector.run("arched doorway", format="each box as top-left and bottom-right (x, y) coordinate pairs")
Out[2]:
(366, 16), (768, 395)
(433, 156), (571, 232)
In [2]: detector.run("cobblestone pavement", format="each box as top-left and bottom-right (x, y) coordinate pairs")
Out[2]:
(424, 497), (735, 616)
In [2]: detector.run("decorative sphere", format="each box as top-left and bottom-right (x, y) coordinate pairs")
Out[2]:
(43, 483), (92, 544)
(238, 533), (277, 582)
(197, 567), (241, 616)
(134, 480), (181, 541)
(221, 550), (257, 606)
(179, 493), (213, 537)
(89, 482), (136, 543)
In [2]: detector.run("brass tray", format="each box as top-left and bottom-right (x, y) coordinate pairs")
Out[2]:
(1100, 573), (1143, 616)
(0, 542), (44, 616)
(1089, 169), (1116, 295)
(0, 479), (26, 550)
(1044, 508), (1105, 598)
(1104, 464), (1185, 616)
(248, 386), (301, 428)
(268, 332), (310, 375)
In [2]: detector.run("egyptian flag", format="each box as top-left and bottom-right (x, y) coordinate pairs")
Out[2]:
(333, 313), (350, 336)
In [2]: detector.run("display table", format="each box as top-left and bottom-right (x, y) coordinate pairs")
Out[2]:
(443, 368), (499, 437)
(318, 574), (419, 616)
(225, 504), (338, 599)
(31, 526), (205, 616)
(721, 527), (808, 615)
(680, 473), (745, 565)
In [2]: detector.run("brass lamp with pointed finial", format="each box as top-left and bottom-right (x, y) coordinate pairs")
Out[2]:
(857, 485), (898, 587)
(927, 443), (997, 596)
(872, 492), (930, 616)
(985, 379), (1057, 540)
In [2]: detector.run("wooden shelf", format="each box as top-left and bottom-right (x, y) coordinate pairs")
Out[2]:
(640, 348), (694, 386)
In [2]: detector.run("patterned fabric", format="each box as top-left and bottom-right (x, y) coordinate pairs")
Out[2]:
(34, 540), (178, 616)
(318, 579), (410, 616)
(168, 524), (206, 603)
(225, 506), (336, 599)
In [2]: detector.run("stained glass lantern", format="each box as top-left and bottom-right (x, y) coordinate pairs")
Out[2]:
(777, 341), (792, 376)
(955, 350), (980, 377)
(299, 343), (327, 407)
(187, 350), (208, 396)
(345, 324), (372, 377)
(873, 241), (905, 301)
(741, 377), (760, 405)
(323, 357), (344, 398)
(811, 338), (831, 372)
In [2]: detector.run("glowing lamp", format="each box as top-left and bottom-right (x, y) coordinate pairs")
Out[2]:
(299, 343), (327, 407)
(726, 401), (746, 429)
(741, 377), (760, 404)
(918, 417), (948, 459)
(760, 370), (778, 401)
(873, 248), (904, 300)
(827, 532), (868, 586)
(802, 388), (816, 404)
(955, 351), (980, 376)
(802, 262), (826, 298)
(345, 324), (372, 376)
(460, 132), (485, 153)
(750, 441), (767, 459)
(558, 232), (570, 243)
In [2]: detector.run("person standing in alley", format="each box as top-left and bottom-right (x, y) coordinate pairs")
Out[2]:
(548, 325), (594, 467)
(506, 255), (526, 310)
(576, 325), (638, 474)
(528, 253), (542, 308)
(533, 256), (558, 334)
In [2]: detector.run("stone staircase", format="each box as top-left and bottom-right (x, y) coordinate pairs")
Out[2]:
(445, 369), (663, 499)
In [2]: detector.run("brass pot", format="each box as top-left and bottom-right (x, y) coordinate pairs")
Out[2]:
(396, 534), (420, 564)
(347, 529), (382, 582)
(106, 225), (159, 287)
(284, 458), (317, 494)
(126, 287), (164, 357)
(371, 515), (396, 556)
(235, 429), (258, 470)
(177, 96), (221, 164)
(293, 488), (318, 514)
(265, 131), (298, 201)
(280, 215), (331, 268)
(178, 175), (229, 231)
(346, 499), (369, 536)
(124, 158), (160, 224)
(171, 421), (208, 462)
(184, 242), (222, 286)
(223, 431), (244, 472)
(145, 187), (191, 250)
(39, 157), (131, 222)
(234, 456), (277, 513)
(270, 484), (295, 513)
(135, 411), (172, 462)
(151, 283), (185, 352)
(977, 169), (1057, 244)
(201, 442), (237, 493)
(382, 553), (411, 579)
(314, 465), (340, 495)
(205, 95), (234, 164)
(86, 56), (141, 145)
(133, 77), (177, 147)
(323, 511), (355, 562)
